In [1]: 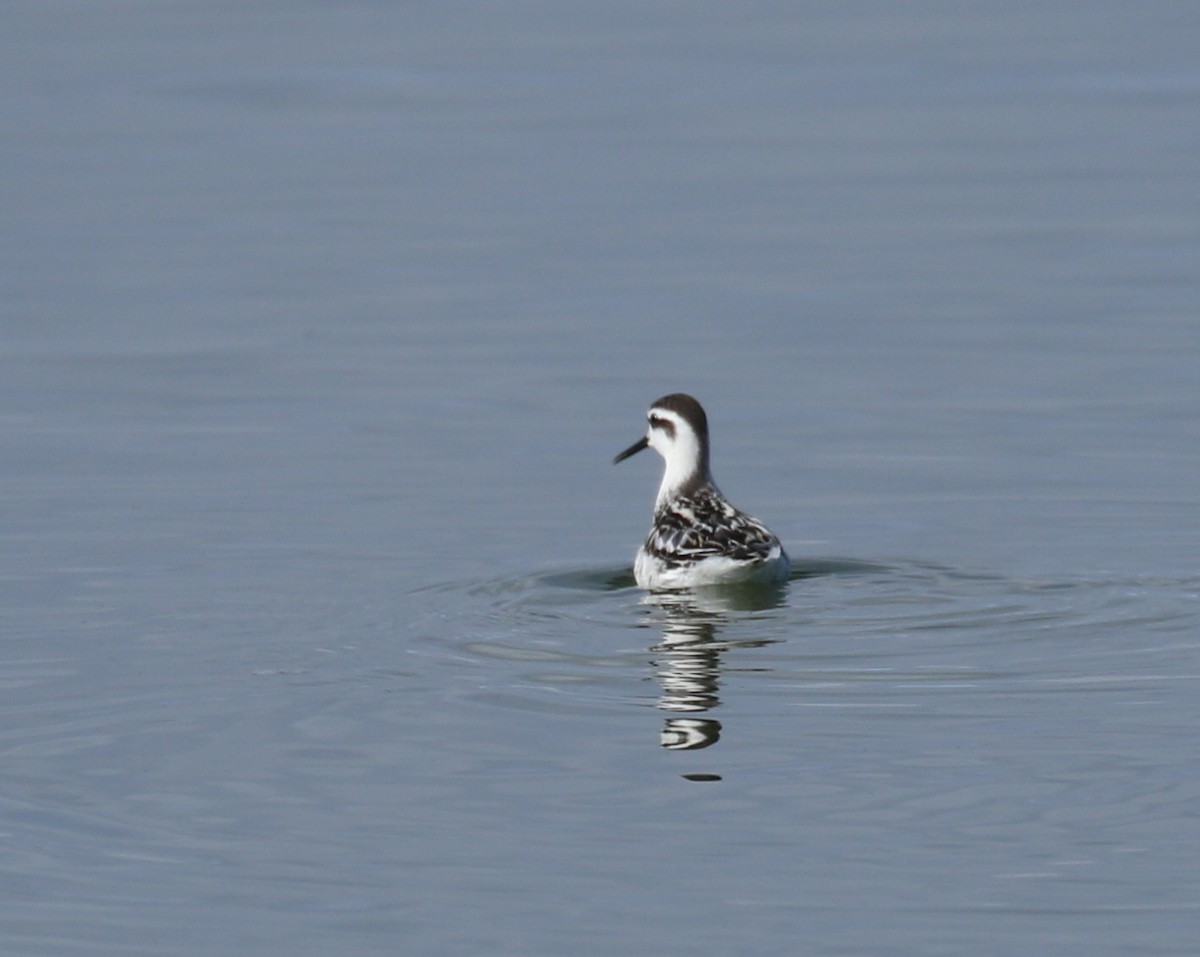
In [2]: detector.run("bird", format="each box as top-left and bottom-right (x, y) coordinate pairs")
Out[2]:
(614, 393), (790, 589)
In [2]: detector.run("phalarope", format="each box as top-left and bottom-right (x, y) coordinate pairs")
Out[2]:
(614, 393), (790, 589)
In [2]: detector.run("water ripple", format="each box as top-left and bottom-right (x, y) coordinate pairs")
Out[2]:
(406, 558), (1200, 752)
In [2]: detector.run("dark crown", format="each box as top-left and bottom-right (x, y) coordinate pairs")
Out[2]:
(650, 393), (708, 439)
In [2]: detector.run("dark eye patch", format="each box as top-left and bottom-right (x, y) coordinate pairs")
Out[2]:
(648, 414), (675, 439)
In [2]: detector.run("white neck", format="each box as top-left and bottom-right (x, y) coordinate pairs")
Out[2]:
(652, 430), (711, 510)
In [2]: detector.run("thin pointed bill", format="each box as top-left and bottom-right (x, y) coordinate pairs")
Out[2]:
(613, 435), (649, 464)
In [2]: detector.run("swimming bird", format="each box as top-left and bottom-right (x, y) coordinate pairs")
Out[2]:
(614, 393), (790, 589)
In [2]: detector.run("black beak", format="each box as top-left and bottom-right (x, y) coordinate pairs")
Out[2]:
(613, 435), (649, 464)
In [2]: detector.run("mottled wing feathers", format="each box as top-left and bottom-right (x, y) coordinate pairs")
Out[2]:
(644, 487), (782, 569)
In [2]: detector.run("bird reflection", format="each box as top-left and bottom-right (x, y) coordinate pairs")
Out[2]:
(643, 584), (785, 755)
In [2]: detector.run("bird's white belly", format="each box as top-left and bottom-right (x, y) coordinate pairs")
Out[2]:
(634, 546), (790, 590)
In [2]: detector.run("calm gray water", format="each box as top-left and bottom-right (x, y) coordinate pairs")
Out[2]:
(4, 2), (1199, 955)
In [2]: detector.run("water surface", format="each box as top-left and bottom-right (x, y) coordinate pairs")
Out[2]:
(3, 2), (1199, 955)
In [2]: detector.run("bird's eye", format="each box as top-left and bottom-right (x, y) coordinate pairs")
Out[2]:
(648, 414), (675, 439)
